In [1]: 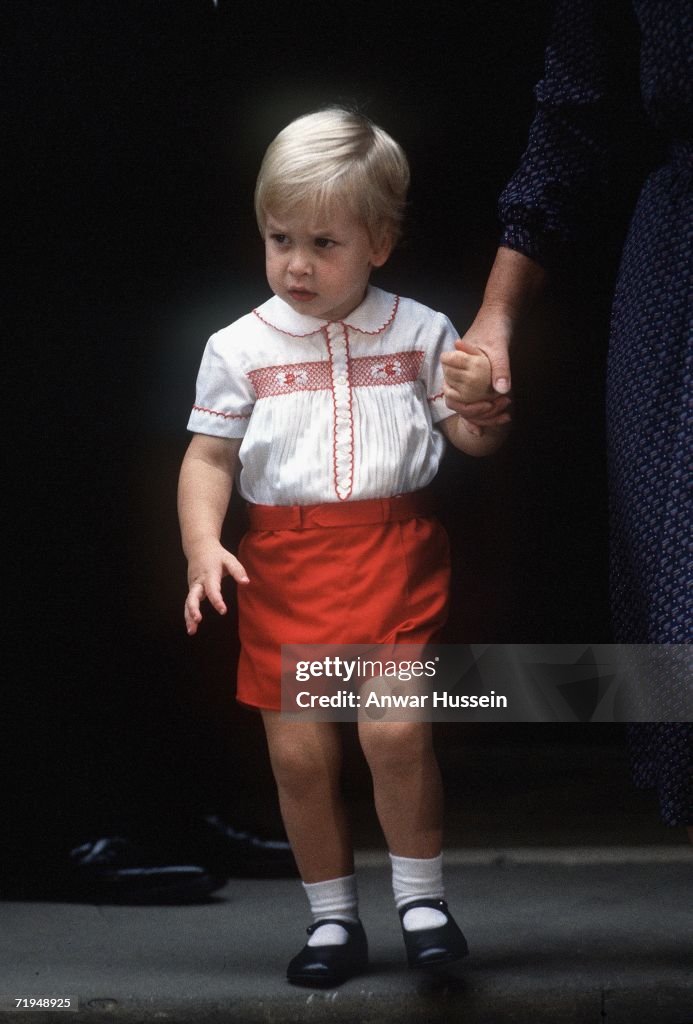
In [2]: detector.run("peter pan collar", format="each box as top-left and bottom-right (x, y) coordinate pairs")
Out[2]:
(252, 286), (399, 337)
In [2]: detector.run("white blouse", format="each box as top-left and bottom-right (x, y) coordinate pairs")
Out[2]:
(187, 286), (457, 506)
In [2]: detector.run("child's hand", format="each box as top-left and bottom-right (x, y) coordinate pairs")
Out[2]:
(184, 539), (249, 636)
(440, 340), (495, 407)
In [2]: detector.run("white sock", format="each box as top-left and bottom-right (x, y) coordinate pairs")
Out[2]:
(390, 853), (448, 932)
(302, 874), (359, 947)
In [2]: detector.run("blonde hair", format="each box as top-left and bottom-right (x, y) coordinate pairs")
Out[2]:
(254, 107), (410, 245)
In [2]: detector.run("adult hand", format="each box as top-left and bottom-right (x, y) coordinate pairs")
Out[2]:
(440, 310), (514, 428)
(442, 246), (547, 430)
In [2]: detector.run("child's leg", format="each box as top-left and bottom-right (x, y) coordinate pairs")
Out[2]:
(357, 719), (443, 857)
(261, 712), (353, 881)
(358, 718), (445, 917)
(262, 712), (368, 984)
(358, 718), (468, 965)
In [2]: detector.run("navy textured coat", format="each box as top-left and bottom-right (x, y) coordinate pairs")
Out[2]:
(498, 1), (692, 826)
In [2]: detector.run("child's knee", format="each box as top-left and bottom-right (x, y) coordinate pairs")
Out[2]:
(268, 744), (316, 793)
(264, 724), (340, 794)
(359, 721), (433, 777)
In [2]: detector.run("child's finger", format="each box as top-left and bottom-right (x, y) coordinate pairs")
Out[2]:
(440, 351), (472, 372)
(224, 554), (250, 585)
(204, 576), (228, 615)
(443, 385), (493, 412)
(184, 584), (204, 635)
(443, 364), (474, 385)
(453, 338), (484, 356)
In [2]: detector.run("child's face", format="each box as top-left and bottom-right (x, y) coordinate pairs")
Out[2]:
(264, 205), (391, 322)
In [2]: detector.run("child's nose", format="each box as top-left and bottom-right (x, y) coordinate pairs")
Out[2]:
(288, 248), (312, 275)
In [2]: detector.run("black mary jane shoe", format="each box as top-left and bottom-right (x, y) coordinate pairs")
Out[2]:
(398, 898), (469, 969)
(286, 918), (368, 987)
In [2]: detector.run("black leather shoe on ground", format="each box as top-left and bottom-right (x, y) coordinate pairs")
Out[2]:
(286, 918), (368, 987)
(182, 815), (299, 879)
(2, 835), (228, 904)
(62, 835), (228, 903)
(399, 898), (469, 968)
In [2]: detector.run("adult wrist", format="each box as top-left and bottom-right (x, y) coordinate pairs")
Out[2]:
(474, 302), (518, 330)
(481, 246), (548, 324)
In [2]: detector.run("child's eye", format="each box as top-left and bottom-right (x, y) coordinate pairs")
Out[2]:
(314, 237), (335, 249)
(270, 233), (288, 245)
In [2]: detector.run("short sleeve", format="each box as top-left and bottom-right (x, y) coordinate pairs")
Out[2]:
(186, 331), (256, 438)
(422, 312), (459, 424)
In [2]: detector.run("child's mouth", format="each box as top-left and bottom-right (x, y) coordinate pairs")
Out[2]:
(288, 289), (317, 302)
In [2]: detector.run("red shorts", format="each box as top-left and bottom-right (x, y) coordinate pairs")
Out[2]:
(235, 492), (450, 710)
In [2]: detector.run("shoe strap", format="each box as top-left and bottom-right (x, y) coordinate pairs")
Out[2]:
(398, 898), (448, 920)
(306, 918), (360, 935)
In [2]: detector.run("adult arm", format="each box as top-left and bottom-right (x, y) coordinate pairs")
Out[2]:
(441, 247), (547, 416)
(447, 0), (614, 419)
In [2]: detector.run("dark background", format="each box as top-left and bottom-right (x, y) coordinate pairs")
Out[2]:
(8, 1), (665, 848)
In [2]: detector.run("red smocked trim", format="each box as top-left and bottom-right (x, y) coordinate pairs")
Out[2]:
(427, 392), (445, 403)
(191, 405), (251, 420)
(350, 350), (423, 387)
(248, 360), (331, 398)
(245, 351), (424, 398)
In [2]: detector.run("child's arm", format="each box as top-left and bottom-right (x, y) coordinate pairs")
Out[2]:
(438, 344), (509, 456)
(178, 434), (248, 635)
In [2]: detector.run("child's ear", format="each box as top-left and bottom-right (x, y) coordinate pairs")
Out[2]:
(370, 229), (393, 268)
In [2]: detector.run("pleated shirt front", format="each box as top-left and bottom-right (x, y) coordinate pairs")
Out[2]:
(187, 286), (457, 506)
